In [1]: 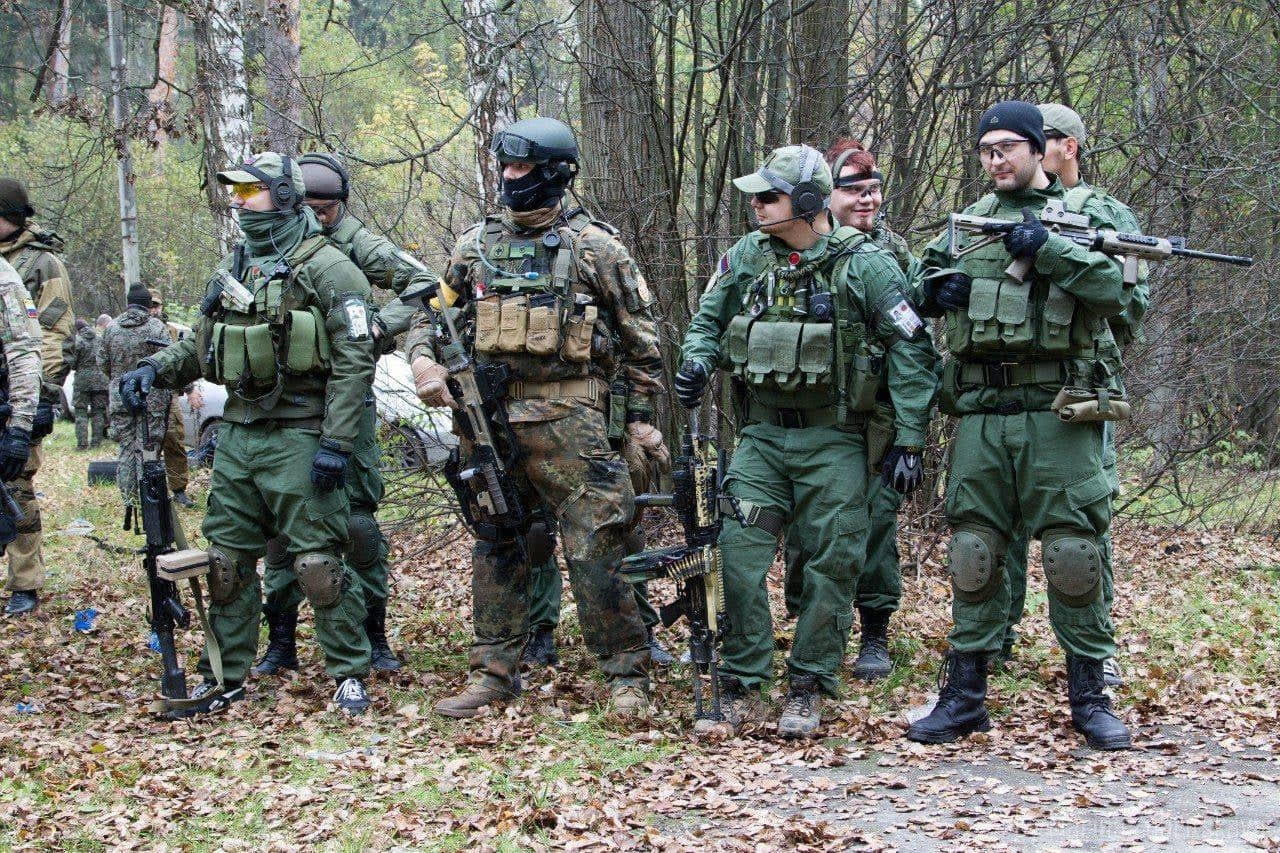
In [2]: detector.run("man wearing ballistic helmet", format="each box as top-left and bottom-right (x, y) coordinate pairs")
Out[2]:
(249, 152), (434, 679)
(119, 152), (377, 716)
(405, 117), (669, 718)
(676, 144), (938, 738)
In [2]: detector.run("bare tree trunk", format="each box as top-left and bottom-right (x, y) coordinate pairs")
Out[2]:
(45, 0), (72, 105)
(190, 0), (254, 254)
(460, 0), (517, 206)
(260, 0), (301, 153)
(106, 0), (142, 294)
(149, 4), (180, 157)
(792, 0), (850, 143)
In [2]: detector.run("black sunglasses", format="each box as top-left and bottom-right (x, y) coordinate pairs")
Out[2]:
(753, 190), (781, 204)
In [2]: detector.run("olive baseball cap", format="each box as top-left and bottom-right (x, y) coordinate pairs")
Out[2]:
(732, 145), (833, 196)
(216, 152), (306, 198)
(1039, 103), (1087, 147)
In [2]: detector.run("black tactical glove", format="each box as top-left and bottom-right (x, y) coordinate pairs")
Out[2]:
(922, 272), (972, 314)
(674, 360), (709, 410)
(119, 364), (157, 413)
(881, 446), (923, 495)
(1003, 207), (1049, 260)
(31, 395), (55, 441)
(311, 441), (350, 493)
(0, 427), (31, 481)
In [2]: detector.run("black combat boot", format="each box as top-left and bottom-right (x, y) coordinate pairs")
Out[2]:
(852, 607), (892, 681)
(365, 600), (402, 671)
(521, 626), (559, 667)
(4, 590), (38, 616)
(906, 650), (992, 744)
(251, 607), (298, 676)
(1067, 655), (1132, 750)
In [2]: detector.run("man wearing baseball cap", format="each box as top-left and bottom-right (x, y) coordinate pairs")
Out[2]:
(995, 104), (1150, 688)
(676, 144), (937, 738)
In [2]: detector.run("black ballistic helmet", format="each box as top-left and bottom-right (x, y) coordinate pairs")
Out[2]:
(298, 152), (351, 201)
(490, 117), (580, 211)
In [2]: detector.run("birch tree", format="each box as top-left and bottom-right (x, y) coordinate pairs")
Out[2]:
(460, 0), (518, 204)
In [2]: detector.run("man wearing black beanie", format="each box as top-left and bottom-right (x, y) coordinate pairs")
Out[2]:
(908, 100), (1136, 752)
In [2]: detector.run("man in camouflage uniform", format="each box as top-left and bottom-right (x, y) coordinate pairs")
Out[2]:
(71, 317), (110, 448)
(676, 144), (938, 738)
(0, 257), (42, 593)
(120, 152), (376, 716)
(907, 101), (1133, 750)
(250, 152), (434, 678)
(0, 178), (75, 615)
(996, 104), (1149, 687)
(147, 289), (195, 508)
(101, 285), (171, 504)
(407, 117), (668, 718)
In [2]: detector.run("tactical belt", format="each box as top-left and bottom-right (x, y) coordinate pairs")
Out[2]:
(958, 360), (1066, 389)
(508, 377), (606, 410)
(718, 496), (786, 537)
(746, 401), (867, 430)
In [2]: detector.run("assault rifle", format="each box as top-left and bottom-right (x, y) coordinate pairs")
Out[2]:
(400, 269), (528, 545)
(624, 409), (733, 725)
(0, 399), (25, 553)
(949, 198), (1254, 285)
(125, 338), (219, 719)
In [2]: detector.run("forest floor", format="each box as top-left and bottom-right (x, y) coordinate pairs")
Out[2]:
(2, 423), (1279, 851)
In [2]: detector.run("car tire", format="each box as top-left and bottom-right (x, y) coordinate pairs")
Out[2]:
(88, 459), (118, 486)
(196, 419), (220, 467)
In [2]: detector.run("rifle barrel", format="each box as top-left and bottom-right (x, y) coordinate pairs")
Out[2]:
(1171, 246), (1254, 266)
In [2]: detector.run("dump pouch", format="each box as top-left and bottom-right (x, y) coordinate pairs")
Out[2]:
(845, 338), (882, 413)
(1052, 386), (1132, 423)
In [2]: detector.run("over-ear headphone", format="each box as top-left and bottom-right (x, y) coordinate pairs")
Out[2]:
(243, 155), (299, 211)
(758, 146), (828, 220)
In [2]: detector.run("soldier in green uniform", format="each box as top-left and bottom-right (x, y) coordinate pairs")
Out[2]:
(0, 257), (43, 565)
(906, 101), (1132, 750)
(0, 178), (75, 616)
(676, 144), (938, 738)
(120, 152), (376, 716)
(72, 318), (110, 448)
(406, 117), (668, 719)
(996, 104), (1148, 688)
(250, 152), (434, 678)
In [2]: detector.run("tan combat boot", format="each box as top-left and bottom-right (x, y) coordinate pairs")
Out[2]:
(777, 675), (824, 739)
(433, 676), (520, 719)
(608, 681), (650, 719)
(693, 675), (764, 738)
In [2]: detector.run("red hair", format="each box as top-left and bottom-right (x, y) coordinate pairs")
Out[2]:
(825, 137), (877, 178)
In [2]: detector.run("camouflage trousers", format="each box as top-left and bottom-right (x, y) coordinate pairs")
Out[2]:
(73, 387), (109, 448)
(465, 406), (649, 692)
(5, 442), (45, 592)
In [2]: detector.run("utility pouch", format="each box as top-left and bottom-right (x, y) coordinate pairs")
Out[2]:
(1053, 386), (1132, 423)
(212, 323), (243, 384)
(1040, 283), (1076, 355)
(866, 402), (895, 473)
(845, 339), (883, 413)
(745, 321), (802, 390)
(243, 324), (277, 383)
(560, 300), (597, 363)
(497, 294), (529, 352)
(607, 380), (627, 443)
(284, 308), (331, 374)
(796, 323), (834, 389)
(474, 297), (501, 353)
(995, 278), (1033, 347)
(724, 314), (752, 374)
(964, 277), (1000, 348)
(525, 293), (561, 356)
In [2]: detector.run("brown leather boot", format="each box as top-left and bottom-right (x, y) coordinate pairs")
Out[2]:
(433, 677), (520, 719)
(608, 681), (650, 719)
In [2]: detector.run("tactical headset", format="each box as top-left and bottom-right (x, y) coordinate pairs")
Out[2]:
(831, 148), (884, 189)
(757, 146), (828, 219)
(240, 155), (299, 211)
(298, 152), (351, 201)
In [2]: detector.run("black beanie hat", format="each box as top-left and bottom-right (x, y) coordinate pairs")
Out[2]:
(976, 101), (1046, 154)
(127, 283), (152, 308)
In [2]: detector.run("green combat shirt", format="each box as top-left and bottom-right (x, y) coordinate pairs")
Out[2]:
(681, 224), (937, 448)
(920, 176), (1132, 417)
(145, 239), (375, 453)
(324, 213), (434, 338)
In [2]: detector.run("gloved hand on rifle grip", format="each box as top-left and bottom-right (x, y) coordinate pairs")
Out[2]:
(625, 421), (671, 473)
(0, 427), (31, 481)
(674, 360), (708, 410)
(311, 441), (350, 493)
(120, 364), (157, 414)
(1003, 207), (1049, 260)
(921, 272), (972, 314)
(881, 446), (923, 495)
(411, 356), (457, 410)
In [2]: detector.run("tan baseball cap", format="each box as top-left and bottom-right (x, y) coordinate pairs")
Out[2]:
(1039, 103), (1087, 147)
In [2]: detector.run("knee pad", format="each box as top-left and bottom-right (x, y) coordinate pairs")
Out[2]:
(948, 523), (1007, 603)
(1042, 528), (1102, 607)
(345, 513), (383, 572)
(264, 536), (291, 568)
(296, 552), (345, 609)
(207, 547), (249, 605)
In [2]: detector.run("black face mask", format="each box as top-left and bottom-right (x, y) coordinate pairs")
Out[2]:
(500, 165), (568, 212)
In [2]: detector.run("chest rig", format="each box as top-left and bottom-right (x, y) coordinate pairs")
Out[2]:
(202, 236), (334, 402)
(947, 189), (1117, 368)
(720, 227), (882, 424)
(462, 211), (604, 375)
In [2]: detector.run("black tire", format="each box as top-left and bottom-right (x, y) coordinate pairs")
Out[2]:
(195, 419), (220, 467)
(87, 459), (118, 486)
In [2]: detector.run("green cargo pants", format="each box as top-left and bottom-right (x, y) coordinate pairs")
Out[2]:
(199, 421), (371, 684)
(262, 402), (390, 612)
(783, 474), (903, 618)
(719, 423), (869, 696)
(945, 411), (1114, 661)
(1001, 421), (1118, 648)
